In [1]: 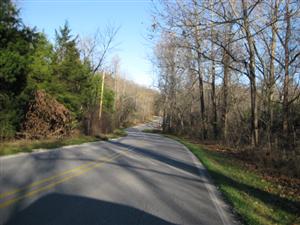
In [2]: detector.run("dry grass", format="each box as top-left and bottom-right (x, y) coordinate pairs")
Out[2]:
(0, 128), (127, 157)
(0, 136), (101, 156)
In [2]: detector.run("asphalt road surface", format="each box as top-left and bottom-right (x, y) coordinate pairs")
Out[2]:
(0, 120), (238, 225)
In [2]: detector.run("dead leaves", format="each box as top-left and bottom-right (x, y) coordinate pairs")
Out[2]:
(22, 90), (72, 139)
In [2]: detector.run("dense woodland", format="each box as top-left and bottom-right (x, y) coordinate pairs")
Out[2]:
(151, 0), (300, 173)
(0, 0), (156, 140)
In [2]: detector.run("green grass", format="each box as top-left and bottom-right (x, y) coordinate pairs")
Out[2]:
(0, 128), (127, 157)
(105, 128), (127, 139)
(165, 135), (300, 225)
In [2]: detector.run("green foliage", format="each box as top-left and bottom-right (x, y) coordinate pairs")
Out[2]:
(0, 94), (17, 139)
(87, 74), (115, 113)
(53, 21), (93, 120)
(27, 34), (55, 91)
(0, 0), (37, 138)
(103, 87), (115, 113)
(0, 1), (36, 95)
(0, 1), (116, 139)
(16, 33), (58, 115)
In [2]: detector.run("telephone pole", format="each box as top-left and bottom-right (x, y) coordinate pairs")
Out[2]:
(99, 72), (106, 120)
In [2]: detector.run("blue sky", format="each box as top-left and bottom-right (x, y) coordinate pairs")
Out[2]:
(18, 0), (154, 87)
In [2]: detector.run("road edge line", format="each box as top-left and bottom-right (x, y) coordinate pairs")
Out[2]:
(128, 129), (238, 225)
(184, 144), (239, 225)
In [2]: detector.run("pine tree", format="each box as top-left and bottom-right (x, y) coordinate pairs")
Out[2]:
(0, 0), (36, 139)
(53, 21), (92, 120)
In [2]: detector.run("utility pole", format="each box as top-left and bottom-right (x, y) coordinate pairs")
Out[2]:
(99, 72), (106, 120)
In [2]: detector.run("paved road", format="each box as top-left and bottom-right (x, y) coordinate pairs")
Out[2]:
(0, 121), (238, 225)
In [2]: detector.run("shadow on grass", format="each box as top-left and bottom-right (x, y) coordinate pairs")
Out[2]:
(192, 147), (300, 214)
(208, 167), (300, 224)
(210, 168), (299, 210)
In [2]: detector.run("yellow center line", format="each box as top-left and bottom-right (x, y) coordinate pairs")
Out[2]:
(0, 152), (124, 209)
(0, 152), (119, 200)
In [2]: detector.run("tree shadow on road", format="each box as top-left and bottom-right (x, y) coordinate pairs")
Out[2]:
(5, 193), (178, 225)
(108, 141), (200, 176)
(108, 141), (300, 217)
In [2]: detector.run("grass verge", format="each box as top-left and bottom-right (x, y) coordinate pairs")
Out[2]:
(0, 129), (127, 157)
(0, 135), (100, 156)
(165, 134), (300, 225)
(105, 128), (127, 139)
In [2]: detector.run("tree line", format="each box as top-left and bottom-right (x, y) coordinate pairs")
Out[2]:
(0, 0), (156, 140)
(151, 0), (300, 155)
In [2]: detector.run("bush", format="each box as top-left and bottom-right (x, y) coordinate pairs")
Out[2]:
(0, 113), (16, 139)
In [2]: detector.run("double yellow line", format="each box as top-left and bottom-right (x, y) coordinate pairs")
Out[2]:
(0, 152), (123, 209)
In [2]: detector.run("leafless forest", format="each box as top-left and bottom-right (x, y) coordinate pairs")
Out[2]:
(151, 0), (300, 175)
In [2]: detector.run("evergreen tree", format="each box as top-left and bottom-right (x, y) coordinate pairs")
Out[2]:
(0, 4), (115, 139)
(53, 21), (92, 120)
(0, 0), (36, 138)
(27, 33), (54, 91)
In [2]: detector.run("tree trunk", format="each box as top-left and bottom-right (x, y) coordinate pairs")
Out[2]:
(222, 50), (229, 143)
(267, 0), (278, 149)
(210, 0), (218, 139)
(242, 0), (259, 146)
(283, 0), (291, 147)
(211, 58), (217, 139)
(197, 51), (207, 140)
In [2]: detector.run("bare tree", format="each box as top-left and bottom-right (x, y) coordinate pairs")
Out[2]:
(151, 0), (300, 156)
(79, 24), (120, 74)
